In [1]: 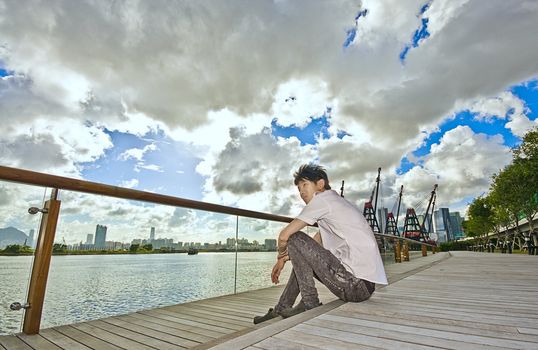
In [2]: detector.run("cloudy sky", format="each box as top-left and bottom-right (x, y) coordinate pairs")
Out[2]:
(1, 0), (538, 244)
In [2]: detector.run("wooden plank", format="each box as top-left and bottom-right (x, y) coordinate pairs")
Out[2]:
(336, 302), (521, 333)
(0, 336), (32, 350)
(53, 326), (123, 350)
(271, 329), (379, 350)
(101, 317), (196, 348)
(70, 322), (155, 350)
(15, 334), (62, 350)
(138, 310), (232, 335)
(329, 308), (538, 343)
(145, 309), (244, 331)
(519, 327), (538, 335)
(291, 323), (439, 350)
(255, 336), (323, 350)
(313, 314), (532, 350)
(118, 314), (214, 343)
(166, 305), (252, 326)
(87, 320), (185, 350)
(156, 307), (252, 328)
(38, 329), (92, 350)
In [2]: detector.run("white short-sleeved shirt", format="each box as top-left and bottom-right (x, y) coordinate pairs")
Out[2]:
(296, 190), (388, 285)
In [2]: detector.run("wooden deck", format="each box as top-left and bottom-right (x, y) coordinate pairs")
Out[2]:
(5, 251), (535, 349)
(210, 251), (538, 349)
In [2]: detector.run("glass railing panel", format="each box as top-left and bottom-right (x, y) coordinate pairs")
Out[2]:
(235, 217), (290, 294)
(0, 182), (47, 335)
(378, 234), (397, 266)
(40, 190), (237, 329)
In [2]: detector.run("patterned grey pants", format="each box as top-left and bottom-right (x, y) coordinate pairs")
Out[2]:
(275, 231), (375, 312)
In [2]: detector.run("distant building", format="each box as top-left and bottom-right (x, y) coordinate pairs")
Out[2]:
(94, 225), (107, 249)
(265, 239), (277, 251)
(150, 227), (155, 241)
(226, 238), (236, 248)
(28, 229), (35, 248)
(86, 234), (94, 245)
(434, 208), (453, 243)
(449, 212), (465, 240)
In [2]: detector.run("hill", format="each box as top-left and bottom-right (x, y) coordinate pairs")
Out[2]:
(0, 226), (29, 249)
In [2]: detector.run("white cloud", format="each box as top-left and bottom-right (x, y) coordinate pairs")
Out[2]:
(119, 179), (139, 189)
(464, 91), (538, 137)
(134, 163), (163, 173)
(399, 126), (512, 208)
(0, 0), (537, 221)
(119, 144), (157, 161)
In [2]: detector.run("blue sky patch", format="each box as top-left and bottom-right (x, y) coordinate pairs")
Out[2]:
(271, 116), (331, 145)
(400, 1), (433, 63)
(80, 129), (205, 200)
(0, 68), (11, 77)
(511, 79), (538, 120)
(396, 80), (538, 173)
(343, 8), (368, 48)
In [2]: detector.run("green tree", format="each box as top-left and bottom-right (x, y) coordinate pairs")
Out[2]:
(464, 196), (494, 249)
(52, 243), (68, 254)
(129, 244), (140, 252)
(2, 244), (32, 254)
(512, 128), (538, 246)
(142, 244), (153, 251)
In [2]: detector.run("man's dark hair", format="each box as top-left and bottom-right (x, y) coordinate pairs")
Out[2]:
(293, 164), (331, 190)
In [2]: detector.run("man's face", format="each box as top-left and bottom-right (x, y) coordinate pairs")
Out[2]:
(297, 179), (325, 204)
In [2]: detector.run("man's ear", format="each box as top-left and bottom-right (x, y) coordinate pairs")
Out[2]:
(316, 179), (326, 190)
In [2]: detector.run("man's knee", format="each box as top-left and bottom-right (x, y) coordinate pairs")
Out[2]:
(288, 231), (308, 247)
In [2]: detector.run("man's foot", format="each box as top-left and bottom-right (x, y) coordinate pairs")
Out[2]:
(279, 301), (305, 318)
(280, 301), (322, 318)
(253, 308), (279, 324)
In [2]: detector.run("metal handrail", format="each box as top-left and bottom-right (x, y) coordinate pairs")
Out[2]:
(0, 165), (434, 246)
(0, 165), (291, 223)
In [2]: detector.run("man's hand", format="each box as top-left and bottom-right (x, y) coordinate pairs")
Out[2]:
(271, 258), (286, 284)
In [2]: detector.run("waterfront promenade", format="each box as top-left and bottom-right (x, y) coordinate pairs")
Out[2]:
(1, 251), (537, 349)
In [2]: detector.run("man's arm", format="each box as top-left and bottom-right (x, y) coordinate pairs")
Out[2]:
(271, 218), (308, 284)
(313, 231), (322, 245)
(278, 218), (308, 242)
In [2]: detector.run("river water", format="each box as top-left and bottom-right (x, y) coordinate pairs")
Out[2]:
(0, 252), (291, 335)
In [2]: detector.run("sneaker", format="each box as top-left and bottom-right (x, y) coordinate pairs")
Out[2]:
(253, 308), (279, 324)
(281, 301), (323, 318)
(279, 301), (305, 318)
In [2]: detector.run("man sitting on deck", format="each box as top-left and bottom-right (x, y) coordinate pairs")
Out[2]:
(254, 164), (388, 324)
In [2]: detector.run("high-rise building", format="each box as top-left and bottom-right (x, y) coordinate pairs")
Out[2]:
(28, 229), (35, 248)
(94, 225), (107, 249)
(150, 227), (155, 241)
(265, 239), (277, 251)
(434, 208), (453, 242)
(86, 234), (94, 245)
(449, 212), (464, 240)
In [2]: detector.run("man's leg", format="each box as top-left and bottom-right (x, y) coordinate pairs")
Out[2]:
(274, 269), (300, 313)
(287, 231), (374, 308)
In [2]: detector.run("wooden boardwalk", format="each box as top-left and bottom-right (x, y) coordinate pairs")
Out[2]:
(211, 251), (538, 349)
(4, 251), (536, 349)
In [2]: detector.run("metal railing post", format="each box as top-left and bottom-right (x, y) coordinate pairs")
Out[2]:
(394, 240), (402, 263)
(402, 241), (410, 262)
(234, 215), (238, 294)
(23, 189), (61, 334)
